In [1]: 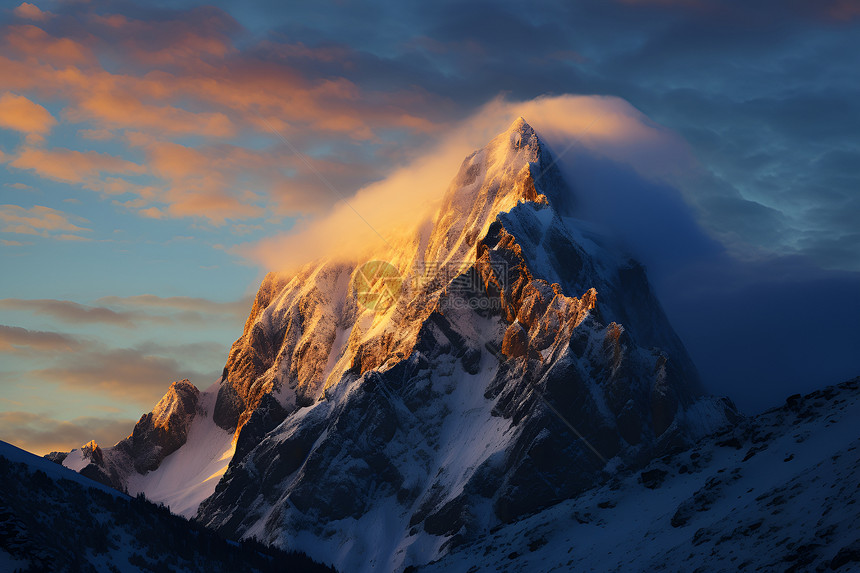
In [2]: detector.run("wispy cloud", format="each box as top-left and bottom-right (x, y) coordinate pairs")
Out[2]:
(0, 322), (225, 409)
(0, 324), (82, 353)
(0, 92), (56, 134)
(0, 299), (142, 327)
(8, 148), (145, 190)
(0, 204), (91, 240)
(31, 347), (208, 404)
(0, 294), (251, 328)
(243, 94), (699, 271)
(0, 411), (135, 456)
(95, 294), (250, 322)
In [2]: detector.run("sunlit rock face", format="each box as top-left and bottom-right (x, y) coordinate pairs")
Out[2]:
(126, 379), (200, 473)
(210, 118), (576, 439)
(196, 118), (737, 572)
(54, 379), (202, 491)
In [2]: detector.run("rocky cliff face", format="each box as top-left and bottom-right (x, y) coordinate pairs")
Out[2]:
(54, 379), (202, 491)
(192, 118), (737, 572)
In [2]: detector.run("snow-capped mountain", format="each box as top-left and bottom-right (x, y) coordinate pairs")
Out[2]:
(195, 118), (737, 571)
(54, 118), (740, 570)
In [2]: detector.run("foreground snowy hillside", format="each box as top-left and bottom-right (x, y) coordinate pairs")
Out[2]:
(420, 377), (860, 572)
(0, 441), (334, 573)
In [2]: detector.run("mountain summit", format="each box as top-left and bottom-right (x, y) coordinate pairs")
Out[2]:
(195, 117), (737, 569)
(55, 118), (737, 571)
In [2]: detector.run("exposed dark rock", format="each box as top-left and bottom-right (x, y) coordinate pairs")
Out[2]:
(831, 540), (860, 570)
(128, 380), (200, 473)
(640, 468), (668, 489)
(43, 451), (67, 465)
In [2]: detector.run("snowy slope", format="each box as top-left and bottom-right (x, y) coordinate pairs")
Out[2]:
(1, 440), (124, 498)
(0, 439), (334, 573)
(53, 379), (236, 518)
(420, 378), (860, 572)
(126, 387), (235, 518)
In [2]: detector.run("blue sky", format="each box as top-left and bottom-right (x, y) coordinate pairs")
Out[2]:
(1, 0), (858, 453)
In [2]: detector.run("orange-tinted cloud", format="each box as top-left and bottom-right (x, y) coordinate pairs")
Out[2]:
(9, 147), (144, 189)
(134, 140), (266, 223)
(91, 7), (236, 68)
(0, 5), (451, 227)
(0, 92), (56, 134)
(13, 3), (51, 22)
(4, 183), (35, 191)
(66, 91), (235, 138)
(0, 299), (141, 327)
(3, 24), (91, 65)
(0, 411), (135, 455)
(0, 204), (91, 239)
(0, 324), (81, 353)
(77, 128), (115, 140)
(0, 10), (446, 139)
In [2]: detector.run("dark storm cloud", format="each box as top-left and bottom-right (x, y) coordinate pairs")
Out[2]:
(550, 148), (860, 413)
(662, 255), (860, 413)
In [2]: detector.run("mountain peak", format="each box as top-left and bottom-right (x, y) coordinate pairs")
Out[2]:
(489, 115), (541, 162)
(505, 115), (536, 139)
(152, 379), (199, 429)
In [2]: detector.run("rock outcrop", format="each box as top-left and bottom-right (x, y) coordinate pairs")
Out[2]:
(54, 379), (201, 491)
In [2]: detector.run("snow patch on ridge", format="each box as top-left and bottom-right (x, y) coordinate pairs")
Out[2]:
(61, 448), (89, 472)
(127, 383), (235, 518)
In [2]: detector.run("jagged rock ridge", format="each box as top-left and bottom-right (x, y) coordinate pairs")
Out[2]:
(51, 379), (235, 517)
